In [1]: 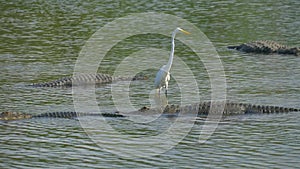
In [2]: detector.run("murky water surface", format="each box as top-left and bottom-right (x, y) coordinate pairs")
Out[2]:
(1, 1), (299, 168)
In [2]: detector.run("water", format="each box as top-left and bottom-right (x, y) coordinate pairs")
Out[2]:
(1, 0), (300, 168)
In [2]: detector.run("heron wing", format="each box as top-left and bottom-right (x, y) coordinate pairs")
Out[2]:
(154, 67), (168, 88)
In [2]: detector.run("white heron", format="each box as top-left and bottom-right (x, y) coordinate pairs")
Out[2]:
(154, 27), (190, 95)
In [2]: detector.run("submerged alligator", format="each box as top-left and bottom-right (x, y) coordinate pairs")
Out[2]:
(0, 111), (124, 121)
(1, 101), (299, 121)
(228, 40), (299, 56)
(30, 73), (148, 87)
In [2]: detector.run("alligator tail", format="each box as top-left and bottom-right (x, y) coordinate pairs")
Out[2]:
(32, 112), (125, 119)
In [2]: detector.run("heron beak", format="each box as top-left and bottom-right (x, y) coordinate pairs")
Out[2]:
(180, 29), (191, 35)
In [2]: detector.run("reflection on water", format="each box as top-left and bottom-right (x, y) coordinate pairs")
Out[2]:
(1, 0), (300, 168)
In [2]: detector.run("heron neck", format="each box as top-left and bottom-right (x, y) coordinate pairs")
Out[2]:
(166, 31), (177, 72)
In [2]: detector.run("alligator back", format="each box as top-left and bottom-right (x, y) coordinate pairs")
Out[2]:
(161, 101), (300, 116)
(228, 40), (299, 56)
(1, 102), (298, 121)
(0, 111), (124, 121)
(30, 73), (147, 87)
(120, 101), (299, 116)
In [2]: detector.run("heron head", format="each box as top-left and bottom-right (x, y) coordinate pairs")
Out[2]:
(177, 27), (191, 35)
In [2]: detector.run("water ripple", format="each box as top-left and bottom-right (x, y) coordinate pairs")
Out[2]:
(1, 0), (300, 168)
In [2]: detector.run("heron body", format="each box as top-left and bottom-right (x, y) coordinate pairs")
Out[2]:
(154, 27), (190, 94)
(154, 65), (170, 92)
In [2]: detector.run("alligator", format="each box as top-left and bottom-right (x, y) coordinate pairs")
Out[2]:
(118, 101), (299, 116)
(1, 101), (299, 121)
(228, 40), (299, 56)
(29, 73), (148, 87)
(0, 111), (124, 121)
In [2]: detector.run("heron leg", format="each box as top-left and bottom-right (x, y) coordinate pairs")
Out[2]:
(165, 81), (168, 96)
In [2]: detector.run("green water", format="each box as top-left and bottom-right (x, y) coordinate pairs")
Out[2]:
(1, 0), (300, 168)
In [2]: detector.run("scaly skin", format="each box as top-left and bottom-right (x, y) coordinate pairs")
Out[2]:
(126, 101), (299, 116)
(1, 101), (299, 121)
(30, 73), (148, 87)
(0, 112), (32, 121)
(228, 40), (299, 56)
(0, 111), (124, 121)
